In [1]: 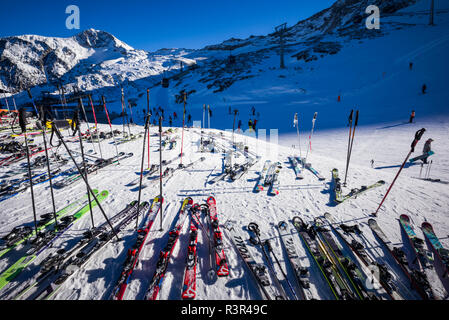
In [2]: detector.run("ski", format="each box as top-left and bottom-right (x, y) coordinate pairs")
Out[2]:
(110, 196), (163, 300)
(331, 169), (343, 202)
(409, 151), (435, 163)
(224, 220), (284, 300)
(230, 157), (258, 181)
(31, 200), (146, 300)
(14, 200), (142, 300)
(247, 223), (289, 299)
(264, 163), (276, 187)
(324, 213), (403, 300)
(368, 218), (434, 300)
(277, 221), (313, 300)
(313, 217), (367, 300)
(268, 162), (281, 195)
(0, 190), (109, 292)
(421, 222), (449, 279)
(206, 196), (229, 277)
(144, 197), (193, 300)
(291, 216), (351, 300)
(335, 180), (386, 204)
(298, 157), (325, 180)
(0, 191), (97, 259)
(400, 215), (434, 269)
(255, 160), (271, 192)
(181, 204), (201, 300)
(54, 152), (133, 189)
(288, 156), (303, 180)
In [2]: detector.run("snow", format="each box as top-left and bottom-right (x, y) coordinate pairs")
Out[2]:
(0, 0), (448, 301)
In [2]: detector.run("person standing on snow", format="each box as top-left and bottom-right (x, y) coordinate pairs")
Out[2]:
(422, 138), (433, 164)
(248, 119), (253, 132)
(422, 84), (427, 95)
(409, 110), (415, 123)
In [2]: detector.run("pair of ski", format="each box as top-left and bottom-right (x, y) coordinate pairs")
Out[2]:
(224, 220), (286, 300)
(115, 132), (144, 145)
(230, 157), (258, 182)
(54, 152), (134, 189)
(368, 218), (436, 300)
(0, 169), (63, 202)
(321, 213), (404, 300)
(292, 216), (358, 300)
(126, 153), (185, 187)
(311, 216), (384, 300)
(332, 168), (385, 204)
(14, 199), (148, 300)
(181, 197), (230, 299)
(110, 196), (163, 300)
(140, 157), (206, 191)
(255, 160), (281, 195)
(295, 157), (325, 181)
(0, 190), (109, 293)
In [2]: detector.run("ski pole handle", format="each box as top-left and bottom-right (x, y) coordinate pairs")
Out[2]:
(411, 128), (426, 152)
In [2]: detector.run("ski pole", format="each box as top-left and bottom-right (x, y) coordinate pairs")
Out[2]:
(344, 110), (359, 187)
(419, 163), (423, 178)
(426, 160), (433, 179)
(372, 128), (426, 216)
(159, 116), (164, 231)
(136, 113), (151, 230)
(146, 89), (151, 169)
(18, 108), (39, 237)
(294, 113), (302, 159)
(26, 91), (59, 230)
(88, 95), (103, 159)
(102, 96), (120, 161)
(51, 122), (120, 241)
(180, 92), (187, 167)
(78, 98), (97, 155)
(120, 88), (127, 139)
(73, 108), (95, 229)
(303, 112), (317, 167)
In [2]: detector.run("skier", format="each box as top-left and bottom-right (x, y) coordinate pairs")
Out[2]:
(370, 159), (375, 168)
(173, 111), (178, 120)
(187, 114), (192, 125)
(209, 107), (212, 118)
(253, 119), (258, 131)
(422, 138), (433, 164)
(169, 116), (173, 127)
(238, 120), (242, 132)
(251, 106), (256, 116)
(409, 110), (415, 123)
(422, 84), (427, 95)
(248, 119), (253, 132)
(409, 62), (413, 70)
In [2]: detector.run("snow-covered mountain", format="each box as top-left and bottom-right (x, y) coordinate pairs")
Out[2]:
(0, 0), (418, 101)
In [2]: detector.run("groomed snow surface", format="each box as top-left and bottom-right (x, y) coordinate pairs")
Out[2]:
(0, 117), (448, 300)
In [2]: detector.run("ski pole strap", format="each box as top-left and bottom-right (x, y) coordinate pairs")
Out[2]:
(411, 128), (426, 152)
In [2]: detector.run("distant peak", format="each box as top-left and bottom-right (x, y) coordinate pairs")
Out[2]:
(73, 29), (134, 51)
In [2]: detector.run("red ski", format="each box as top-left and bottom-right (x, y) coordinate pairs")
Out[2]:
(181, 204), (201, 299)
(110, 196), (163, 300)
(206, 197), (229, 277)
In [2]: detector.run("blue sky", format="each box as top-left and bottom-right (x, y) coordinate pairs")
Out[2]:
(0, 0), (335, 52)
